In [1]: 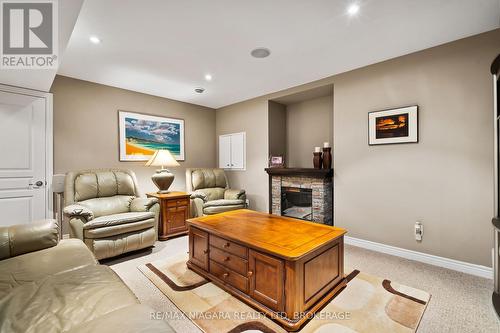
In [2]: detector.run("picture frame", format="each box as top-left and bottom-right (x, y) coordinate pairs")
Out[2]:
(118, 110), (185, 161)
(368, 105), (418, 145)
(269, 155), (285, 168)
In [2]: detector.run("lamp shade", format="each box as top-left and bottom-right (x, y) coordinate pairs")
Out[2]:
(145, 149), (180, 168)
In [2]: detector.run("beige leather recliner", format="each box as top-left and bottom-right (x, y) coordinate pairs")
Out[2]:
(63, 169), (159, 260)
(186, 168), (247, 217)
(0, 219), (172, 332)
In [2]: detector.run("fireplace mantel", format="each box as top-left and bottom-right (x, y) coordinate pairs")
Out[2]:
(265, 167), (333, 179)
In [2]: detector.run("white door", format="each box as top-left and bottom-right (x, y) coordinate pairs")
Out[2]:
(0, 89), (49, 226)
(219, 135), (231, 169)
(230, 132), (245, 169)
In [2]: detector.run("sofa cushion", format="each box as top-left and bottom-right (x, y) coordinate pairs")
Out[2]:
(84, 218), (155, 239)
(84, 212), (154, 229)
(67, 304), (173, 333)
(203, 200), (246, 215)
(85, 227), (156, 260)
(0, 264), (139, 333)
(0, 239), (97, 299)
(79, 195), (135, 218)
(203, 199), (246, 207)
(191, 169), (227, 190)
(196, 187), (226, 201)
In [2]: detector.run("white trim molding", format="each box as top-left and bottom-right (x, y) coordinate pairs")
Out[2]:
(345, 236), (492, 279)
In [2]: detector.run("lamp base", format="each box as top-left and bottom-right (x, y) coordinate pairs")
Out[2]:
(151, 169), (175, 193)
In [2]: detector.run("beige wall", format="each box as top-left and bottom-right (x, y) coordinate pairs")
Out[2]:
(51, 75), (216, 195)
(268, 101), (287, 157)
(215, 29), (500, 266)
(216, 99), (270, 211)
(286, 95), (333, 168)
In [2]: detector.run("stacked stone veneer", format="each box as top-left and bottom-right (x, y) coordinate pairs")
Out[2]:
(271, 175), (333, 225)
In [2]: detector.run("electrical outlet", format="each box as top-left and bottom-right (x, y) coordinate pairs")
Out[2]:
(415, 221), (423, 241)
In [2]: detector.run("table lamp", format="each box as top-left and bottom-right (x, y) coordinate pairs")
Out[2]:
(146, 149), (180, 193)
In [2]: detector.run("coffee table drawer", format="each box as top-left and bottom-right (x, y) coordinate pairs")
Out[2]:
(210, 246), (248, 276)
(210, 235), (247, 259)
(210, 260), (248, 293)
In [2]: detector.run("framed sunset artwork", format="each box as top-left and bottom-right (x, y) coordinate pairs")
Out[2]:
(368, 106), (418, 145)
(118, 111), (185, 161)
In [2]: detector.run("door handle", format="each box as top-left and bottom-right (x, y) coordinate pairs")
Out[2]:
(29, 180), (45, 188)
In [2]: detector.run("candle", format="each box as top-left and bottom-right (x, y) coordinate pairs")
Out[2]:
(314, 147), (321, 153)
(323, 142), (330, 148)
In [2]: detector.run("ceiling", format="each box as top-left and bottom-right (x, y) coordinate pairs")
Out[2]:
(60, 1), (499, 108)
(0, 0), (84, 92)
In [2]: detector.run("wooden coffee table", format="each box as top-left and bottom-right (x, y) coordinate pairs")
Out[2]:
(186, 209), (347, 331)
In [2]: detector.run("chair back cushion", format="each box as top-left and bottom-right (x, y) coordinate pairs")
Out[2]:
(78, 195), (135, 218)
(64, 169), (140, 217)
(186, 168), (228, 192)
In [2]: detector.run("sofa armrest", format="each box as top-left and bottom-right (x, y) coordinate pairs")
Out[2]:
(190, 197), (205, 218)
(0, 219), (59, 260)
(63, 204), (94, 222)
(130, 197), (159, 212)
(190, 191), (208, 202)
(224, 189), (246, 200)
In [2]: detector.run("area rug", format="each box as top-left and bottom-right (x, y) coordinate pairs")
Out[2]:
(138, 254), (430, 333)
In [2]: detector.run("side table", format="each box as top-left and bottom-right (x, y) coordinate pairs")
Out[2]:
(146, 191), (190, 240)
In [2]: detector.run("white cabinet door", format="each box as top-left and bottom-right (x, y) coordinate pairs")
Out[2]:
(230, 132), (245, 169)
(219, 135), (232, 169)
(0, 90), (48, 226)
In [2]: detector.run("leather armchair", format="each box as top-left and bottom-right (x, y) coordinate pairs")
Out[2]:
(0, 220), (172, 332)
(64, 169), (159, 260)
(186, 168), (247, 217)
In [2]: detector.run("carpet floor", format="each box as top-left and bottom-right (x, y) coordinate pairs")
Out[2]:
(103, 237), (500, 333)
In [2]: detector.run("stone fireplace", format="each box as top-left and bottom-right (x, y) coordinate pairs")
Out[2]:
(265, 168), (333, 225)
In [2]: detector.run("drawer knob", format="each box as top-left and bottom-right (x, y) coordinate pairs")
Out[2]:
(222, 272), (229, 278)
(223, 242), (230, 248)
(203, 249), (209, 254)
(248, 271), (253, 277)
(224, 256), (230, 262)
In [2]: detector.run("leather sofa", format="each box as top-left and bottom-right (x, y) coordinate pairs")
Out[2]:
(0, 219), (172, 333)
(186, 168), (247, 217)
(63, 169), (159, 260)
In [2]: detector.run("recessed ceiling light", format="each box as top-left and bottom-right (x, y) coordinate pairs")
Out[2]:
(194, 87), (205, 94)
(251, 47), (271, 58)
(204, 74), (212, 81)
(89, 36), (101, 44)
(347, 3), (360, 16)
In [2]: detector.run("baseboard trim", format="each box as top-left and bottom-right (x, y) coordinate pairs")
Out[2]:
(344, 236), (493, 279)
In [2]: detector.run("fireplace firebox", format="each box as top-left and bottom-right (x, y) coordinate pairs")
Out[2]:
(281, 187), (313, 221)
(265, 168), (333, 225)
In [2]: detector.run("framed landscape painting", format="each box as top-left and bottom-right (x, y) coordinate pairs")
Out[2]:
(118, 111), (185, 161)
(368, 105), (418, 145)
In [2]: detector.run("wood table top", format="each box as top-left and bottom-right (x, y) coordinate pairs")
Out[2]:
(187, 209), (346, 260)
(146, 191), (189, 199)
